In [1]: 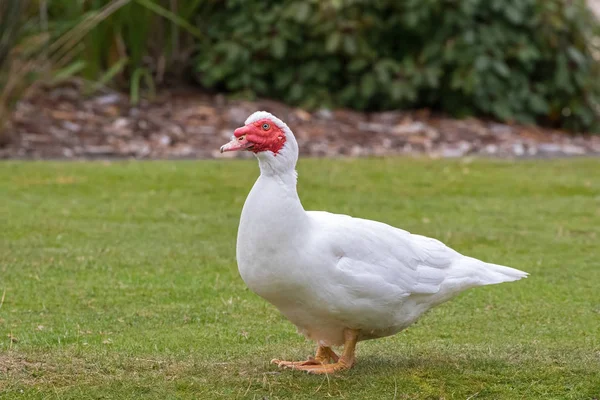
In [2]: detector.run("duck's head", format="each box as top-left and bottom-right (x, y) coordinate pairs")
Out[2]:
(220, 111), (299, 174)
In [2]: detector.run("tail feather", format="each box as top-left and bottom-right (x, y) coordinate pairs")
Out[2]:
(424, 256), (527, 307)
(423, 256), (528, 307)
(459, 256), (528, 286)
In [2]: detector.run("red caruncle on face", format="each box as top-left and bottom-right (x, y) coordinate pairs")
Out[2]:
(234, 118), (286, 155)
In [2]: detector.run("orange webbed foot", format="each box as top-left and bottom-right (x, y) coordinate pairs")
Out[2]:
(272, 329), (359, 375)
(288, 359), (353, 374)
(271, 346), (339, 369)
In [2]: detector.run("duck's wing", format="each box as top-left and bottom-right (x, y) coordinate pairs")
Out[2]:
(307, 211), (526, 302)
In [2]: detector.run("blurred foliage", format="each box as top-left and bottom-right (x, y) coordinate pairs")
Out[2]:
(0, 0), (202, 137)
(195, 0), (600, 132)
(20, 0), (203, 87)
(0, 0), (27, 141)
(2, 0), (600, 133)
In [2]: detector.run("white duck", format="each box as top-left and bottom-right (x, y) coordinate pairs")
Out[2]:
(220, 111), (528, 374)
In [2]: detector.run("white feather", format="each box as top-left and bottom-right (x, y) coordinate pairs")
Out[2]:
(235, 111), (528, 346)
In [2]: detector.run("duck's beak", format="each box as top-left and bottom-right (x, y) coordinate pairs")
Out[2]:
(220, 126), (253, 153)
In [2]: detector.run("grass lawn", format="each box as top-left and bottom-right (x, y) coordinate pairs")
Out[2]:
(0, 157), (599, 399)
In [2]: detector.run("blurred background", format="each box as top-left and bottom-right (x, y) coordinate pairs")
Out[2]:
(2, 3), (600, 397)
(1, 0), (600, 159)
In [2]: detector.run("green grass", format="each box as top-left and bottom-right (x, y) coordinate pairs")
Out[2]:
(0, 158), (599, 399)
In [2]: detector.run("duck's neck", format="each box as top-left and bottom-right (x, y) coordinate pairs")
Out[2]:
(257, 166), (306, 217)
(256, 148), (297, 177)
(255, 148), (304, 208)
(258, 159), (299, 192)
(239, 164), (309, 242)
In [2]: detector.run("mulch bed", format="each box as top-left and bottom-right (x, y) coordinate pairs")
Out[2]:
(2, 83), (600, 160)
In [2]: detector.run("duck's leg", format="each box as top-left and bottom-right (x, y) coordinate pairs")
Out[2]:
(272, 345), (339, 368)
(287, 329), (359, 374)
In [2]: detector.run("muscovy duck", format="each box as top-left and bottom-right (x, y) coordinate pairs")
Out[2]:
(220, 111), (527, 374)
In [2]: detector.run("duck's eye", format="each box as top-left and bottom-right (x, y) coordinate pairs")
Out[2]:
(262, 123), (270, 131)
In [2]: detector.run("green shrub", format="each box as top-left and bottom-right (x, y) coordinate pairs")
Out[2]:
(194, 0), (600, 132)
(4, 0), (600, 133)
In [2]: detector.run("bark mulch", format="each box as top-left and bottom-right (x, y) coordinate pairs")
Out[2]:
(2, 83), (599, 160)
